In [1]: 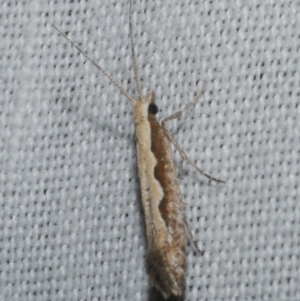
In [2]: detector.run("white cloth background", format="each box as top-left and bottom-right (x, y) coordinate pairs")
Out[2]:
(0, 0), (299, 300)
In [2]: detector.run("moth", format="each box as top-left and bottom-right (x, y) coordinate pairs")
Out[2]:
(53, 0), (224, 298)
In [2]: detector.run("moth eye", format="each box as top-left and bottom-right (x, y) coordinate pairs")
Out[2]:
(148, 103), (158, 115)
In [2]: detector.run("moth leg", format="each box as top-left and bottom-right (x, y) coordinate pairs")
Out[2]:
(161, 125), (225, 184)
(162, 83), (206, 123)
(184, 216), (204, 255)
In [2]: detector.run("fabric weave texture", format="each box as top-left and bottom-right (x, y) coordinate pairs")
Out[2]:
(0, 0), (299, 300)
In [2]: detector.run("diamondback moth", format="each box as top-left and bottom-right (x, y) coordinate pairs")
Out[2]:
(53, 0), (224, 298)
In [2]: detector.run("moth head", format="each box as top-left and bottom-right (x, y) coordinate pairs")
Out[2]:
(143, 91), (158, 115)
(133, 91), (158, 121)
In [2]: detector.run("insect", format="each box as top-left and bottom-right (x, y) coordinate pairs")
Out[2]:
(53, 0), (224, 298)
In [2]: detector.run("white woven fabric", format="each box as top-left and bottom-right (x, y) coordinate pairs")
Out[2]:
(1, 0), (299, 300)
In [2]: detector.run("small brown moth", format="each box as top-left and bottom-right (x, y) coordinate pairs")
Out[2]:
(53, 0), (224, 298)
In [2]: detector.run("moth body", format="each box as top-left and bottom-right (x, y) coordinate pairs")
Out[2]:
(133, 92), (186, 298)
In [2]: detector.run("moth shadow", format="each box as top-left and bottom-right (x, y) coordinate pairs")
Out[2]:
(54, 96), (132, 141)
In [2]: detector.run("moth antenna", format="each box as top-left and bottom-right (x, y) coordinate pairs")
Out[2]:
(52, 24), (135, 105)
(129, 0), (143, 100)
